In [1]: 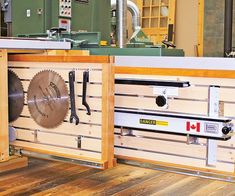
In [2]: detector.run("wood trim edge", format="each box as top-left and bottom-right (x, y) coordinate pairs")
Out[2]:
(8, 54), (111, 63)
(115, 66), (235, 79)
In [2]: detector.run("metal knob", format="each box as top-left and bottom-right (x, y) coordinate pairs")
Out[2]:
(156, 95), (167, 107)
(222, 126), (231, 135)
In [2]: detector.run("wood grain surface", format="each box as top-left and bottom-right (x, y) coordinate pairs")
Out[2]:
(0, 158), (234, 196)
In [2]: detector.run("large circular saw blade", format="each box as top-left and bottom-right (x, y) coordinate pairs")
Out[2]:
(27, 70), (69, 129)
(8, 70), (24, 122)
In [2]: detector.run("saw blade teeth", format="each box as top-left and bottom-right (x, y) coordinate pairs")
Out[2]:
(8, 69), (25, 123)
(27, 69), (70, 129)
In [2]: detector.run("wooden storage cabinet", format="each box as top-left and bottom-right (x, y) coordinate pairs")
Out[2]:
(137, 0), (176, 44)
(8, 55), (115, 170)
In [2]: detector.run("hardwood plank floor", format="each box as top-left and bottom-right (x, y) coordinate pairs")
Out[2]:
(0, 158), (234, 196)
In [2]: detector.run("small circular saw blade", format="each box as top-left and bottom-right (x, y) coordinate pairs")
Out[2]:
(27, 70), (69, 129)
(8, 70), (24, 122)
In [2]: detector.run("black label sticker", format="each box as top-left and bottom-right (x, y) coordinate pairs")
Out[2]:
(140, 119), (156, 125)
(75, 0), (89, 3)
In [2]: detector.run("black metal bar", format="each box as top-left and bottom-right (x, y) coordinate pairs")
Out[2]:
(115, 78), (190, 87)
(168, 24), (174, 42)
(224, 0), (233, 57)
(82, 71), (91, 115)
(69, 71), (79, 125)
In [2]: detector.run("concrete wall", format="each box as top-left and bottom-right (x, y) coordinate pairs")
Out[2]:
(203, 0), (235, 57)
(203, 0), (224, 57)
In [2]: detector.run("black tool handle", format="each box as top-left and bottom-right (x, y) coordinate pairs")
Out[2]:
(82, 71), (91, 115)
(69, 71), (79, 125)
(69, 71), (76, 113)
(162, 40), (176, 48)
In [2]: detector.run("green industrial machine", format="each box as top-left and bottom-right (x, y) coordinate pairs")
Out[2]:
(10, 0), (111, 42)
(3, 0), (184, 56)
(87, 47), (184, 56)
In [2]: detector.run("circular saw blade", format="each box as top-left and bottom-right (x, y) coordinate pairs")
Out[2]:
(8, 70), (24, 122)
(27, 70), (69, 129)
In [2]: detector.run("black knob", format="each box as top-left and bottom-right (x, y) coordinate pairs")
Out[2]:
(222, 127), (231, 135)
(156, 95), (167, 107)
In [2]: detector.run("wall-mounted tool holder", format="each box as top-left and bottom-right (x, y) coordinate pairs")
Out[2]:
(115, 78), (233, 140)
(8, 54), (115, 170)
(116, 78), (190, 109)
(0, 49), (28, 173)
(114, 57), (235, 176)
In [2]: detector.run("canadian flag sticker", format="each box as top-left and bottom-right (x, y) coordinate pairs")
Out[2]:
(186, 122), (200, 132)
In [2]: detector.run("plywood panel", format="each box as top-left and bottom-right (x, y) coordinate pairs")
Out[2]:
(81, 138), (101, 152)
(115, 148), (234, 173)
(115, 95), (208, 115)
(11, 141), (102, 160)
(16, 129), (35, 142)
(114, 128), (202, 143)
(37, 132), (78, 149)
(114, 135), (235, 163)
(14, 126), (102, 152)
(12, 117), (102, 138)
(116, 84), (208, 100)
(21, 107), (102, 125)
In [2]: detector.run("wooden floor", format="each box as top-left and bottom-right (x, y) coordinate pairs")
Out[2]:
(0, 158), (235, 196)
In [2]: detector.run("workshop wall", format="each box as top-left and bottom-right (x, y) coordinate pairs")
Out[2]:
(175, 0), (198, 57)
(203, 0), (235, 57)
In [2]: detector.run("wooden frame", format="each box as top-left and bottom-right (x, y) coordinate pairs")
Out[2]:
(0, 49), (9, 163)
(198, 0), (204, 57)
(115, 66), (235, 79)
(0, 50), (28, 173)
(9, 54), (115, 170)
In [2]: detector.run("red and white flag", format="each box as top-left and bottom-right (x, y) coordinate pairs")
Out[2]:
(186, 122), (200, 132)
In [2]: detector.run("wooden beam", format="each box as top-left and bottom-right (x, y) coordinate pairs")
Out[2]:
(7, 50), (45, 54)
(8, 54), (110, 63)
(115, 66), (235, 79)
(102, 58), (116, 169)
(198, 0), (204, 57)
(46, 50), (90, 56)
(0, 49), (9, 162)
